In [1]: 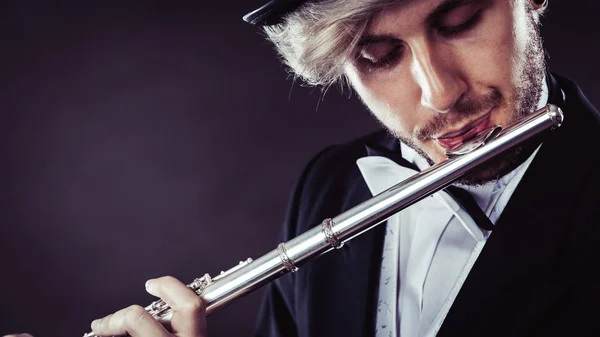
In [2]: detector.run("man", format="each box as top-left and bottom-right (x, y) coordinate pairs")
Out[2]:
(9, 0), (598, 336)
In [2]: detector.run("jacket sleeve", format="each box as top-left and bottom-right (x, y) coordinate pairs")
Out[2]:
(252, 146), (334, 337)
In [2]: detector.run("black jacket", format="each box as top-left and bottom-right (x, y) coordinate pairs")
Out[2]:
(254, 73), (600, 337)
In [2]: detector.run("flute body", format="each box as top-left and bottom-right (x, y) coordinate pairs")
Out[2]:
(84, 104), (563, 336)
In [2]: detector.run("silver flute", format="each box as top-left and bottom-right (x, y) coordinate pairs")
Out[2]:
(84, 104), (563, 337)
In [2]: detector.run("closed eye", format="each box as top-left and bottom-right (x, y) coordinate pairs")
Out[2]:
(356, 41), (405, 72)
(437, 8), (483, 36)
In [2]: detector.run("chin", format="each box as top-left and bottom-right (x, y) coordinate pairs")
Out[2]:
(455, 136), (539, 186)
(393, 125), (539, 187)
(456, 152), (519, 186)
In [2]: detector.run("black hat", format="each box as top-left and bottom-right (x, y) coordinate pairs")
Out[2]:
(243, 0), (310, 26)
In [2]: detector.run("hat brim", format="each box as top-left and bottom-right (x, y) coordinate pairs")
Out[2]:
(243, 0), (308, 26)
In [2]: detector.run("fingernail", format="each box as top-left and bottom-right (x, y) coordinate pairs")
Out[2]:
(91, 319), (99, 331)
(145, 279), (153, 291)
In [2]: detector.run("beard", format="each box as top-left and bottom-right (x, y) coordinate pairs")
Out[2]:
(389, 10), (547, 186)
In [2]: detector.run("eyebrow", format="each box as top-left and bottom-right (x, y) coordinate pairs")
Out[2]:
(357, 35), (397, 47)
(357, 0), (490, 46)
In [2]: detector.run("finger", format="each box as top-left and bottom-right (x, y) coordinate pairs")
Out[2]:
(91, 304), (171, 337)
(3, 334), (34, 337)
(146, 276), (208, 337)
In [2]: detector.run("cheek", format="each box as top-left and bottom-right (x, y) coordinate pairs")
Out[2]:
(462, 2), (527, 125)
(346, 66), (424, 137)
(460, 2), (520, 98)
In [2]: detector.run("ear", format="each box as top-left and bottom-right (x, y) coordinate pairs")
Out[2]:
(531, 0), (548, 11)
(530, 0), (548, 24)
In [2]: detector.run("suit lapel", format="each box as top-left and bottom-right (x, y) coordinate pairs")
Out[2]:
(309, 132), (403, 337)
(343, 133), (414, 336)
(437, 74), (598, 336)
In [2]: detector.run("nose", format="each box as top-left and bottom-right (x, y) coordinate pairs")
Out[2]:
(411, 43), (467, 114)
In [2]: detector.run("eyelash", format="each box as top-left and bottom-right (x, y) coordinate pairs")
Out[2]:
(359, 9), (483, 72)
(438, 9), (483, 36)
(360, 45), (404, 71)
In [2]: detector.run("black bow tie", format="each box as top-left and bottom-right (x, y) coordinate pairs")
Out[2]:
(365, 143), (494, 231)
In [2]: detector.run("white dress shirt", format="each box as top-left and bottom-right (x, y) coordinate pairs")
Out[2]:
(359, 79), (550, 337)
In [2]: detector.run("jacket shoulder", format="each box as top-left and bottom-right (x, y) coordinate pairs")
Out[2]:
(307, 129), (392, 179)
(285, 129), (391, 236)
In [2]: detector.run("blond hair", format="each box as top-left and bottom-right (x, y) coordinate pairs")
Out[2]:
(263, 0), (399, 87)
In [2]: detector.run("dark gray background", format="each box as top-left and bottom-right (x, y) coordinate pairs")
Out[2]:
(1, 1), (598, 336)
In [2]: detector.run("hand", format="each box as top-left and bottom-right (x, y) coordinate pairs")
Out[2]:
(91, 276), (208, 337)
(3, 334), (34, 337)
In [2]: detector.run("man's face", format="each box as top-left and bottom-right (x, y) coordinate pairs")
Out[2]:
(345, 0), (546, 184)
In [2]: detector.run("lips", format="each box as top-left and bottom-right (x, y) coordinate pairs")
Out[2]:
(434, 113), (492, 150)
